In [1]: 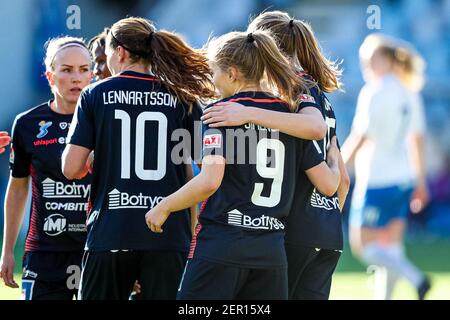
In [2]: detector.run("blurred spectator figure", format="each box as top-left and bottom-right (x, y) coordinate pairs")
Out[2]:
(342, 33), (431, 300)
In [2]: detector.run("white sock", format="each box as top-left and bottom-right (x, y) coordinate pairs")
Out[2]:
(362, 242), (424, 289)
(384, 243), (424, 288)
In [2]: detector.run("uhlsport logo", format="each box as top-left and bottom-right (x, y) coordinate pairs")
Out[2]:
(59, 122), (69, 130)
(43, 214), (67, 236)
(227, 209), (285, 230)
(42, 178), (90, 199)
(108, 189), (163, 210)
(37, 121), (52, 138)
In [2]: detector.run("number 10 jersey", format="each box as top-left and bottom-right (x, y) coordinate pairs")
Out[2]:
(67, 71), (196, 252)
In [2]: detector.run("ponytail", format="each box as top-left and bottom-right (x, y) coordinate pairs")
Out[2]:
(207, 30), (304, 111)
(248, 10), (342, 93)
(108, 17), (216, 106)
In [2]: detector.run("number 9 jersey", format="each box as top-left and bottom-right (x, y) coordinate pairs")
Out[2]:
(67, 71), (197, 253)
(190, 91), (324, 268)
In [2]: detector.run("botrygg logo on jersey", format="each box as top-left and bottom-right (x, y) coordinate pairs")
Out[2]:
(42, 178), (90, 199)
(43, 213), (67, 236)
(36, 121), (52, 138)
(108, 189), (163, 210)
(227, 209), (285, 230)
(203, 134), (222, 148)
(310, 189), (340, 210)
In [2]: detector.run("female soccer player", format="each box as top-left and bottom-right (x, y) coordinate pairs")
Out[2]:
(62, 17), (215, 300)
(88, 28), (112, 82)
(342, 34), (430, 300)
(0, 132), (11, 153)
(0, 36), (92, 300)
(201, 10), (350, 299)
(146, 30), (341, 300)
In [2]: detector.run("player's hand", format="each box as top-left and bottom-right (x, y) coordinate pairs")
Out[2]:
(410, 183), (430, 214)
(145, 205), (170, 233)
(0, 253), (18, 288)
(326, 136), (339, 166)
(86, 151), (95, 174)
(0, 131), (11, 154)
(201, 102), (249, 127)
(132, 280), (141, 295)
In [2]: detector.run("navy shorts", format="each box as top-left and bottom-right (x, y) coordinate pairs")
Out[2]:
(21, 251), (83, 300)
(350, 185), (413, 228)
(79, 250), (186, 300)
(285, 244), (341, 300)
(177, 258), (288, 300)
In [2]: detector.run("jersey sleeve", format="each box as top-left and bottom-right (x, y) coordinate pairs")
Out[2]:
(201, 122), (227, 160)
(296, 87), (321, 113)
(408, 92), (426, 135)
(299, 139), (325, 171)
(9, 116), (31, 178)
(66, 90), (95, 150)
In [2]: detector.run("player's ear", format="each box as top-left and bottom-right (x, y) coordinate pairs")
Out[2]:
(46, 70), (55, 86)
(228, 66), (239, 82)
(117, 46), (127, 63)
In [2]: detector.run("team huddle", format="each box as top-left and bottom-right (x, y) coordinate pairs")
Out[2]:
(0, 9), (429, 300)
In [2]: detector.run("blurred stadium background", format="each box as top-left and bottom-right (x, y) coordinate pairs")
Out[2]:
(0, 0), (449, 299)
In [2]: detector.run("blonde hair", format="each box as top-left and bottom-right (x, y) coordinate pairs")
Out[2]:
(206, 30), (304, 111)
(360, 33), (426, 92)
(44, 36), (91, 71)
(248, 10), (342, 93)
(108, 16), (216, 106)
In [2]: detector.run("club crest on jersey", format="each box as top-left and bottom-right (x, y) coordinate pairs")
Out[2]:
(203, 134), (222, 148)
(299, 94), (316, 104)
(36, 121), (52, 138)
(59, 122), (69, 130)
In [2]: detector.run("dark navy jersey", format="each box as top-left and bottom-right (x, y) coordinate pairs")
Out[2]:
(9, 102), (90, 252)
(67, 71), (197, 252)
(189, 91), (323, 268)
(286, 76), (343, 250)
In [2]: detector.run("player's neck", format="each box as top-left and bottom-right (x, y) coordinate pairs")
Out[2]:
(118, 62), (149, 75)
(50, 97), (76, 115)
(235, 83), (262, 94)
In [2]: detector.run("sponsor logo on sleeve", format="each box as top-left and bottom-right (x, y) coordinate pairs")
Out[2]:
(203, 134), (222, 149)
(299, 94), (316, 104)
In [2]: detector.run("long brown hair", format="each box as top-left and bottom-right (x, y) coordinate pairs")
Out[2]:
(248, 10), (342, 93)
(108, 17), (216, 106)
(206, 30), (304, 111)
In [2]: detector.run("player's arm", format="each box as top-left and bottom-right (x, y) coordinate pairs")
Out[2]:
(62, 144), (91, 180)
(305, 137), (341, 197)
(0, 176), (30, 288)
(201, 102), (327, 140)
(0, 131), (11, 153)
(185, 161), (199, 237)
(146, 155), (225, 233)
(341, 131), (367, 166)
(408, 132), (429, 213)
(336, 151), (351, 211)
